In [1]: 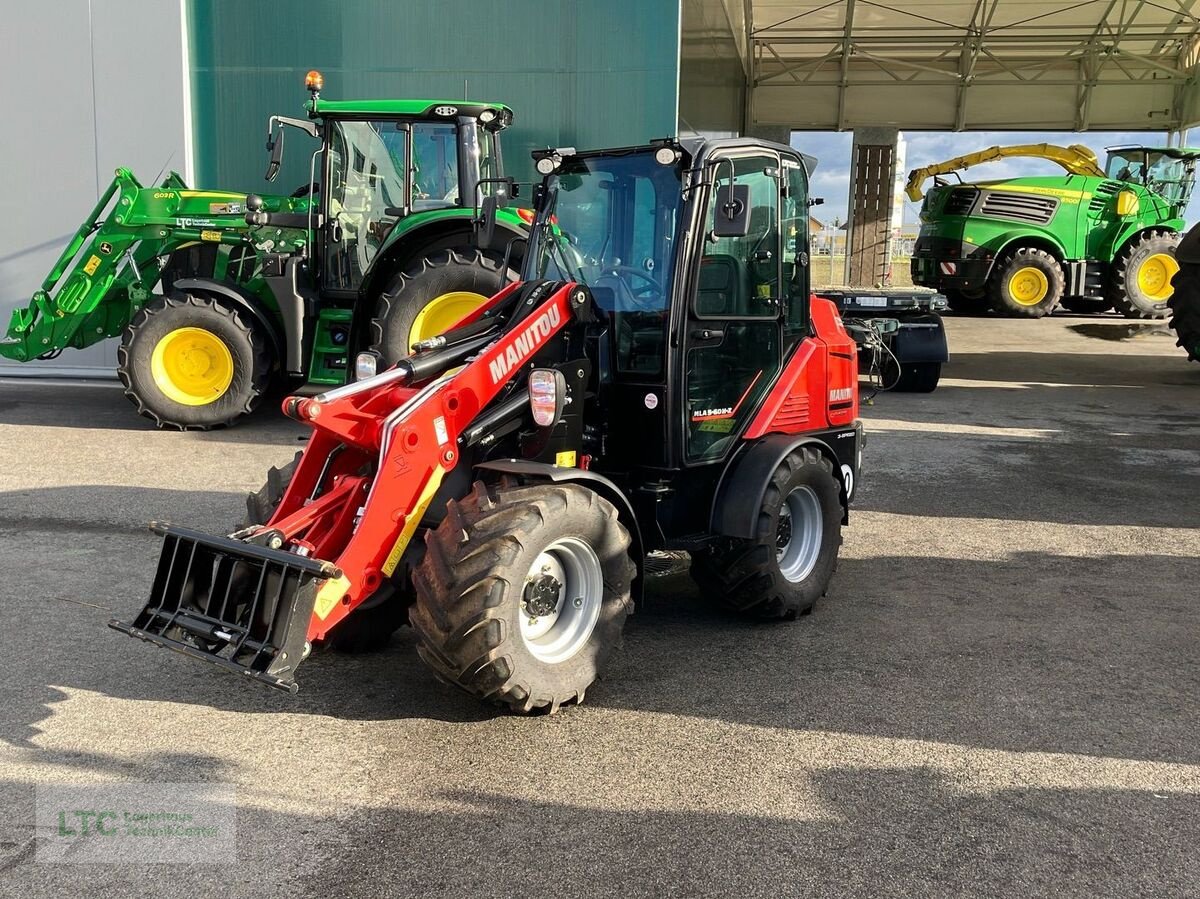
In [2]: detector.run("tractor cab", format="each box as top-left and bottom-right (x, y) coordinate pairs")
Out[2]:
(1105, 145), (1200, 216)
(263, 71), (514, 295)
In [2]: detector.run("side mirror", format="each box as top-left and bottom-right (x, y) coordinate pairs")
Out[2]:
(265, 128), (285, 182)
(713, 184), (751, 238)
(476, 195), (498, 249)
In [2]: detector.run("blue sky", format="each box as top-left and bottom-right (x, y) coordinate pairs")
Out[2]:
(790, 130), (1196, 229)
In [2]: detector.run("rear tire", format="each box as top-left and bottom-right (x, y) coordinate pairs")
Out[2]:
(1108, 230), (1179, 320)
(1168, 258), (1200, 362)
(118, 294), (271, 430)
(243, 451), (406, 652)
(692, 448), (843, 620)
(370, 248), (507, 364)
(988, 247), (1063, 318)
(411, 481), (636, 714)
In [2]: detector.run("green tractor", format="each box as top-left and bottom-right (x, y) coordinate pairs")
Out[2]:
(0, 72), (527, 429)
(907, 143), (1200, 319)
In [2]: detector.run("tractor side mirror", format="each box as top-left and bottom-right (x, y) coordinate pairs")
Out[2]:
(265, 128), (285, 183)
(713, 184), (751, 238)
(476, 195), (499, 249)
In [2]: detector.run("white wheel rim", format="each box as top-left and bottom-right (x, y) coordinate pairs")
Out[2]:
(519, 537), (603, 664)
(776, 486), (823, 583)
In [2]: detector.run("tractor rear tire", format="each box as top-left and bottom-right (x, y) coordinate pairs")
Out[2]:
(692, 447), (842, 620)
(370, 248), (508, 364)
(988, 247), (1064, 318)
(243, 451), (407, 652)
(943, 288), (990, 315)
(1108, 230), (1180, 320)
(118, 294), (271, 430)
(1168, 259), (1200, 362)
(411, 481), (636, 714)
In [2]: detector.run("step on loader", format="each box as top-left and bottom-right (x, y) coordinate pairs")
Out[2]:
(111, 138), (863, 713)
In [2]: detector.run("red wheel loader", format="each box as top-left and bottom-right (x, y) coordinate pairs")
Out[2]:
(111, 138), (863, 714)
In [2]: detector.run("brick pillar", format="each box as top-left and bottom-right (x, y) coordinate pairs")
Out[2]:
(845, 127), (899, 287)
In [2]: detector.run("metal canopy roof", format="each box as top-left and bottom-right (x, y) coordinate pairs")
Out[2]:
(706, 1), (1200, 132)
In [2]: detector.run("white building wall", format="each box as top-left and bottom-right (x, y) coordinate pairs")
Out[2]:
(0, 0), (190, 377)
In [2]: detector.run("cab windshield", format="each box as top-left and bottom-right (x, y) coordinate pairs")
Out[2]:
(527, 150), (683, 375)
(1106, 148), (1195, 206)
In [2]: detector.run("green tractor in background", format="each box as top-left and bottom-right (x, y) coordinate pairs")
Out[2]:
(0, 71), (527, 429)
(907, 143), (1200, 319)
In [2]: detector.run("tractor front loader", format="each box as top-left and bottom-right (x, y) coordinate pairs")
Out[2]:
(0, 167), (303, 369)
(111, 138), (863, 713)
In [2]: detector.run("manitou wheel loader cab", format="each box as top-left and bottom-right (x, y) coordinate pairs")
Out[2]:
(908, 143), (1199, 319)
(1, 71), (526, 430)
(111, 137), (863, 714)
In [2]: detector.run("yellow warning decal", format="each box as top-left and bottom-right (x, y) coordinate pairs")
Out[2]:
(313, 574), (351, 620)
(83, 255), (102, 275)
(201, 229), (222, 242)
(555, 450), (577, 468)
(382, 468), (445, 576)
(986, 185), (1084, 203)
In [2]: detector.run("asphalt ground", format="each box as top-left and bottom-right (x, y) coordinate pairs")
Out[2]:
(0, 313), (1197, 897)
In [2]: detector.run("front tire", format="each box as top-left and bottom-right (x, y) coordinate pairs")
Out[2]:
(692, 448), (843, 620)
(370, 248), (507, 364)
(1108, 230), (1180, 320)
(411, 481), (636, 714)
(118, 293), (271, 430)
(988, 247), (1064, 318)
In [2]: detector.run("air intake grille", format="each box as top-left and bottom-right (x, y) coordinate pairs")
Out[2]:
(943, 188), (978, 216)
(1088, 180), (1121, 215)
(978, 191), (1058, 224)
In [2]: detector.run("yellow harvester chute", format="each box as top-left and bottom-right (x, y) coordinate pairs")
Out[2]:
(905, 143), (1106, 202)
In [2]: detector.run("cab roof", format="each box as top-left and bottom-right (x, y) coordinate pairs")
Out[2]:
(310, 99), (512, 119)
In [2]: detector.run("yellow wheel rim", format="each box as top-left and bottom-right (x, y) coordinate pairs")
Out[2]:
(1135, 252), (1178, 301)
(1008, 266), (1049, 306)
(407, 290), (489, 350)
(150, 327), (234, 406)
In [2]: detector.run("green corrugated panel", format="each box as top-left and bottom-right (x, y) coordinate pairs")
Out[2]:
(186, 0), (680, 191)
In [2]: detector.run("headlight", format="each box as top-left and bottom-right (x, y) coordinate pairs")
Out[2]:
(528, 369), (566, 426)
(479, 109), (497, 124)
(536, 156), (558, 176)
(355, 351), (379, 381)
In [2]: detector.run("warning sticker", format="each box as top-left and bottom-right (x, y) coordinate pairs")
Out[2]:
(433, 415), (449, 446)
(201, 230), (222, 242)
(312, 575), (351, 620)
(83, 255), (102, 275)
(555, 450), (577, 468)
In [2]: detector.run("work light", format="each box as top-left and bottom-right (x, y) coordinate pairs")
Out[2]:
(528, 369), (566, 426)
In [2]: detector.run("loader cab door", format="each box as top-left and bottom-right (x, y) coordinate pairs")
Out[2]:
(682, 150), (789, 464)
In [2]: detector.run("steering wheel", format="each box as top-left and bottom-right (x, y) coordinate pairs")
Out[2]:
(608, 265), (665, 310)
